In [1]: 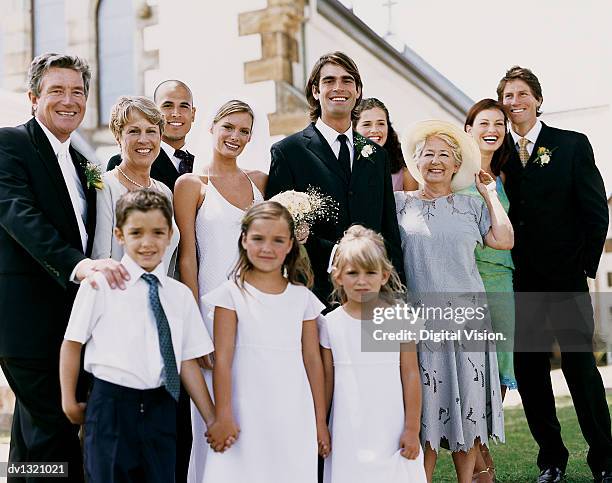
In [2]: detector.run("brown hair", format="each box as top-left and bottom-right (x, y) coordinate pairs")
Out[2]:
(212, 99), (254, 127)
(230, 201), (314, 289)
(305, 51), (363, 122)
(330, 225), (404, 305)
(464, 98), (510, 176)
(115, 189), (173, 229)
(109, 96), (165, 142)
(353, 98), (406, 174)
(496, 65), (543, 116)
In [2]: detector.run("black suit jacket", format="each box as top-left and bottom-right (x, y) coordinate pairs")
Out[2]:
(0, 118), (97, 357)
(266, 123), (405, 303)
(107, 148), (180, 192)
(502, 122), (608, 286)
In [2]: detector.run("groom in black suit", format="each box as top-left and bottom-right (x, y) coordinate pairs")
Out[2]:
(499, 66), (612, 483)
(0, 53), (128, 482)
(107, 79), (196, 192)
(266, 51), (404, 304)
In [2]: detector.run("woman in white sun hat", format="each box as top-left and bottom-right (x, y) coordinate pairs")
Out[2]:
(394, 120), (514, 483)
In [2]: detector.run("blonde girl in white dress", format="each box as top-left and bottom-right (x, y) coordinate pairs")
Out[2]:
(173, 100), (266, 482)
(320, 225), (427, 483)
(202, 201), (330, 483)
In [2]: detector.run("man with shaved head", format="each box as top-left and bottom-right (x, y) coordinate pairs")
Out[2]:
(106, 79), (197, 192)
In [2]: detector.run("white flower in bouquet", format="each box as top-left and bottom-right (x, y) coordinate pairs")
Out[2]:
(270, 187), (339, 241)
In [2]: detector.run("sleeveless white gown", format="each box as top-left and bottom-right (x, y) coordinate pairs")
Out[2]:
(187, 172), (263, 483)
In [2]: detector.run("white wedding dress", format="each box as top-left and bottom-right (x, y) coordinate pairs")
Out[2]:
(187, 172), (263, 483)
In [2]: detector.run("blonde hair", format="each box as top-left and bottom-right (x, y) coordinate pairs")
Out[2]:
(109, 96), (165, 142)
(212, 99), (254, 127)
(413, 132), (463, 167)
(330, 225), (404, 305)
(230, 201), (314, 289)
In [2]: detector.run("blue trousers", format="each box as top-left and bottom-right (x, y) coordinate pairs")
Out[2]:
(84, 378), (177, 483)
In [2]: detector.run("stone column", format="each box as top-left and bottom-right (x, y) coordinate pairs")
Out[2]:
(239, 0), (309, 136)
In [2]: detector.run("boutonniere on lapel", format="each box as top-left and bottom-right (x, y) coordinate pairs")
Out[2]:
(354, 133), (376, 161)
(534, 146), (557, 167)
(82, 160), (104, 190)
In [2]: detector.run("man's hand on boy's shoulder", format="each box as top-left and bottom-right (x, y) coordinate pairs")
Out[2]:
(74, 258), (130, 289)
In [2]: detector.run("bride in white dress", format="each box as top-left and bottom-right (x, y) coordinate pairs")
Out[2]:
(173, 100), (267, 483)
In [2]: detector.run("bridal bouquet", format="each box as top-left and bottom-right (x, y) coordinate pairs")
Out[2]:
(270, 187), (339, 243)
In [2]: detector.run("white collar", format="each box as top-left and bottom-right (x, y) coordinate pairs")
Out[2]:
(315, 118), (353, 148)
(121, 254), (167, 287)
(510, 119), (542, 145)
(161, 140), (192, 159)
(35, 117), (71, 156)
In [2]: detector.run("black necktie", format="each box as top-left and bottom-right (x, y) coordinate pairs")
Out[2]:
(337, 134), (351, 178)
(141, 273), (180, 401)
(174, 149), (194, 175)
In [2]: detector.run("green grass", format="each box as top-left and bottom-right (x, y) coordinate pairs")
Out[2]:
(432, 395), (612, 482)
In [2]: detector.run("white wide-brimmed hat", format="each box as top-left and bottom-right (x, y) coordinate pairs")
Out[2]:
(402, 120), (481, 192)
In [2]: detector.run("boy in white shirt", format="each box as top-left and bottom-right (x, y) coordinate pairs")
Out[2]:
(60, 189), (220, 483)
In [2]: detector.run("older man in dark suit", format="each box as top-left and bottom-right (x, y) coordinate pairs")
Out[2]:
(0, 53), (127, 482)
(266, 51), (404, 305)
(107, 80), (196, 192)
(499, 65), (612, 483)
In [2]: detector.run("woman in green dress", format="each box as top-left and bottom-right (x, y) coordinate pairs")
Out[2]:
(463, 98), (516, 482)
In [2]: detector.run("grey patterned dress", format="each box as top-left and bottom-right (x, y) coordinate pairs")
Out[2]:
(395, 191), (504, 452)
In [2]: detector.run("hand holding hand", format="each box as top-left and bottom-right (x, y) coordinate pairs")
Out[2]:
(62, 400), (87, 425)
(197, 353), (215, 370)
(317, 422), (331, 458)
(75, 258), (130, 289)
(399, 428), (420, 460)
(206, 418), (240, 452)
(475, 170), (496, 199)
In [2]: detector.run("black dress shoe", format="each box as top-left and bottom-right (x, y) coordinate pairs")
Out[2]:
(537, 467), (565, 483)
(595, 470), (612, 483)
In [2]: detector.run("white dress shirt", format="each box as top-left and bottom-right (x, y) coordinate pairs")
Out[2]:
(36, 119), (88, 252)
(315, 118), (355, 169)
(510, 119), (542, 157)
(64, 254), (214, 389)
(160, 140), (193, 172)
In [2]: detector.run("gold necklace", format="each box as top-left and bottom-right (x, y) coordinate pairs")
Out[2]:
(117, 166), (153, 189)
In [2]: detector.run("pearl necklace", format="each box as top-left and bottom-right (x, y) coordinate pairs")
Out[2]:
(117, 166), (153, 189)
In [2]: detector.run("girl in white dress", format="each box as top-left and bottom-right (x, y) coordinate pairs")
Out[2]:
(202, 201), (330, 483)
(173, 100), (266, 481)
(321, 225), (427, 483)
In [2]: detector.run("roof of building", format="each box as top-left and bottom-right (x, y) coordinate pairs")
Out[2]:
(318, 0), (474, 120)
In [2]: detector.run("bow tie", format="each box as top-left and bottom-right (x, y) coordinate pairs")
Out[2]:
(174, 149), (195, 174)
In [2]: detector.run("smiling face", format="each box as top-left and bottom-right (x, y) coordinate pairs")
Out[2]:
(355, 107), (388, 146)
(334, 262), (389, 304)
(466, 108), (506, 155)
(313, 62), (361, 125)
(156, 84), (195, 147)
(211, 111), (252, 160)
(241, 217), (293, 275)
(417, 136), (459, 187)
(119, 110), (162, 171)
(28, 67), (86, 142)
(502, 79), (541, 134)
(114, 209), (172, 272)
